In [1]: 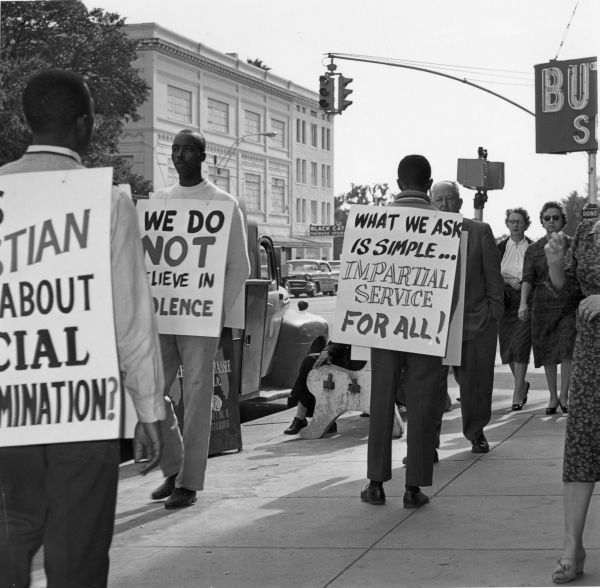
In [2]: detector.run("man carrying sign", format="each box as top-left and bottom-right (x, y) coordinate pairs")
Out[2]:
(361, 155), (450, 510)
(0, 70), (165, 588)
(149, 130), (250, 509)
(431, 181), (504, 454)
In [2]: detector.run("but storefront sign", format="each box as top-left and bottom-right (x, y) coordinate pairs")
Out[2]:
(535, 56), (597, 154)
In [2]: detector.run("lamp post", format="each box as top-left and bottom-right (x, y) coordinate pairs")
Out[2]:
(213, 131), (277, 177)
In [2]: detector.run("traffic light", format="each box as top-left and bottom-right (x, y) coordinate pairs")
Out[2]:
(318, 74), (336, 112)
(337, 75), (353, 112)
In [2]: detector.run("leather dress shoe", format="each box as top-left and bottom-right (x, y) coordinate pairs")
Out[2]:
(471, 435), (489, 454)
(284, 417), (308, 435)
(360, 483), (386, 505)
(402, 450), (438, 465)
(165, 487), (197, 509)
(151, 474), (176, 500)
(403, 489), (429, 509)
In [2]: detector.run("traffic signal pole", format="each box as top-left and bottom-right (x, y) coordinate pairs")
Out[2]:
(323, 52), (598, 213)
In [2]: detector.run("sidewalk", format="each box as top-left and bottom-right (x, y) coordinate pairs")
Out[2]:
(40, 367), (600, 587)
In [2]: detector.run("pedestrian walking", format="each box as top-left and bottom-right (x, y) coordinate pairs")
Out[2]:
(497, 207), (533, 410)
(150, 129), (250, 509)
(0, 69), (165, 588)
(519, 201), (580, 414)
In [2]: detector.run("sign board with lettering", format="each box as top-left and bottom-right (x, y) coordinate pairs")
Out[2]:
(0, 168), (127, 446)
(535, 56), (598, 154)
(309, 224), (346, 237)
(137, 199), (233, 337)
(332, 205), (461, 357)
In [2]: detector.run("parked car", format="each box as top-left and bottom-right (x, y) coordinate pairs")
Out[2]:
(284, 259), (337, 297)
(328, 260), (341, 280)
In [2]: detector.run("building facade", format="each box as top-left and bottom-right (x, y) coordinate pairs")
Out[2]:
(120, 23), (334, 260)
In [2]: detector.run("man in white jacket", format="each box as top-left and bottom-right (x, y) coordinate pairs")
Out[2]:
(150, 129), (250, 509)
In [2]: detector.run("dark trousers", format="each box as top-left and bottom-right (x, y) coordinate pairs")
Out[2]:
(0, 440), (120, 588)
(289, 353), (319, 417)
(369, 348), (444, 487)
(455, 318), (498, 442)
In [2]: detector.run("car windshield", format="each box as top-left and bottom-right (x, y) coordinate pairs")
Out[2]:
(328, 261), (341, 270)
(287, 261), (319, 273)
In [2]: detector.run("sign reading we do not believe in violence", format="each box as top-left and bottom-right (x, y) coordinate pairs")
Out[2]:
(137, 199), (233, 337)
(0, 168), (127, 447)
(332, 205), (462, 357)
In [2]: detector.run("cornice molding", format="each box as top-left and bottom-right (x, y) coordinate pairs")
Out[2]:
(136, 38), (319, 108)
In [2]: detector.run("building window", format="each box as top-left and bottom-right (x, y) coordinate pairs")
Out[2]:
(321, 127), (326, 149)
(271, 119), (286, 148)
(321, 164), (326, 187)
(321, 202), (326, 224)
(327, 203), (331, 224)
(167, 85), (192, 123)
(311, 162), (318, 186)
(311, 123), (318, 147)
(296, 159), (306, 184)
(210, 166), (230, 193)
(311, 200), (318, 223)
(271, 178), (285, 213)
(296, 198), (302, 222)
(244, 173), (261, 211)
(302, 160), (307, 184)
(326, 128), (331, 151)
(301, 121), (306, 144)
(245, 110), (261, 140)
(302, 199), (307, 223)
(208, 98), (229, 134)
(296, 119), (301, 142)
(326, 165), (331, 188)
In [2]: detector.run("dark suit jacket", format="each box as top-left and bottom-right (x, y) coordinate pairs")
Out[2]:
(461, 218), (504, 340)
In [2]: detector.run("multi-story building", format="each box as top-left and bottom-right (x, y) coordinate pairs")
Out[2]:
(120, 23), (334, 260)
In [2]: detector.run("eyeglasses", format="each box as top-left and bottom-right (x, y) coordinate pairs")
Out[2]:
(543, 215), (561, 222)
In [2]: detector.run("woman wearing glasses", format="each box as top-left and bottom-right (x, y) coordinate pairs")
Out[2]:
(498, 208), (533, 410)
(518, 202), (580, 414)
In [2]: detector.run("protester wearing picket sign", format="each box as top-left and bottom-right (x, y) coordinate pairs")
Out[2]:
(361, 155), (452, 510)
(149, 129), (250, 509)
(0, 70), (165, 588)
(431, 180), (504, 454)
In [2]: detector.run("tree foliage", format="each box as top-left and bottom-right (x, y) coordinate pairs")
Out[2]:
(0, 0), (152, 194)
(334, 183), (393, 225)
(561, 190), (588, 237)
(247, 58), (271, 71)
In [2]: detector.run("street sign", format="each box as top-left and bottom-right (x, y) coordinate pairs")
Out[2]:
(535, 56), (598, 154)
(309, 224), (346, 236)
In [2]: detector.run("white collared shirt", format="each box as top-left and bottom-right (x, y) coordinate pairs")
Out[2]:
(501, 237), (529, 281)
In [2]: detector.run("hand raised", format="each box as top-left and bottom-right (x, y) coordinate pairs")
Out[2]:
(544, 231), (566, 266)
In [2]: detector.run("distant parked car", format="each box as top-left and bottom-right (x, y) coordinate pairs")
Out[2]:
(328, 260), (341, 279)
(284, 259), (337, 297)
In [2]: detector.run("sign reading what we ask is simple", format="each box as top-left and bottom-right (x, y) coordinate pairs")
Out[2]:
(332, 205), (462, 357)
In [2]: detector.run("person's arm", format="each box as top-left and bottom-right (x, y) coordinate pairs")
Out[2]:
(110, 191), (166, 423)
(518, 282), (532, 321)
(481, 223), (505, 321)
(224, 202), (251, 313)
(544, 231), (568, 290)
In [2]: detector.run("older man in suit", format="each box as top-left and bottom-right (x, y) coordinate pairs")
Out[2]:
(431, 181), (504, 453)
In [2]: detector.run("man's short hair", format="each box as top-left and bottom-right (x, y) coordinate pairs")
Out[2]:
(397, 155), (431, 187)
(176, 129), (207, 153)
(23, 70), (91, 134)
